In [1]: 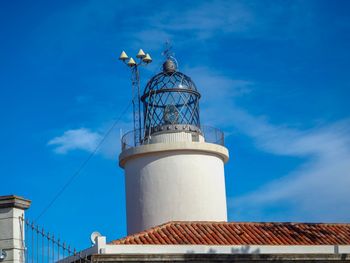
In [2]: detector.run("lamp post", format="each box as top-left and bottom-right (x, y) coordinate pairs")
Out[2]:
(119, 49), (152, 146)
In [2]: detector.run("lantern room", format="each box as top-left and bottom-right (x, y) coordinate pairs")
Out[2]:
(141, 59), (201, 138)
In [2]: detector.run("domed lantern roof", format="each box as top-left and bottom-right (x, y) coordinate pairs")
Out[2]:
(141, 59), (201, 136)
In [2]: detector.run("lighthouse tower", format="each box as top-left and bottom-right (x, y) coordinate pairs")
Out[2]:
(119, 55), (229, 235)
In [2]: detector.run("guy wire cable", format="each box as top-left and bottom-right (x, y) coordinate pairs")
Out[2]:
(35, 101), (132, 222)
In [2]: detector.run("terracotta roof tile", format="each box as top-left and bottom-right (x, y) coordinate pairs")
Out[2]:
(112, 221), (350, 245)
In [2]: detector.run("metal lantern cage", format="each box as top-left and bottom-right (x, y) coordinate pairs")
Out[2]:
(141, 59), (201, 138)
(119, 50), (225, 150)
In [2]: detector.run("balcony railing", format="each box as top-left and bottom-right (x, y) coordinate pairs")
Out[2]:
(121, 125), (224, 151)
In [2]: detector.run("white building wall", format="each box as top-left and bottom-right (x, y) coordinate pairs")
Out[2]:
(121, 143), (229, 235)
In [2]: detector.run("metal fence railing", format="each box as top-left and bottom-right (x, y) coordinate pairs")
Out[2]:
(21, 217), (90, 263)
(199, 125), (225, 146)
(121, 125), (224, 151)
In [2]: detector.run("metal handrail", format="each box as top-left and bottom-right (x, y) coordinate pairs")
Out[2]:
(20, 216), (91, 263)
(121, 125), (224, 151)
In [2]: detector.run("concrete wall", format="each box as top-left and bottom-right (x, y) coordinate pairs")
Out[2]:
(149, 132), (205, 144)
(61, 235), (350, 262)
(91, 253), (350, 262)
(0, 196), (31, 263)
(121, 142), (229, 235)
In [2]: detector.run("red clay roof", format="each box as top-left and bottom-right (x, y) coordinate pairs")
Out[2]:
(112, 221), (350, 245)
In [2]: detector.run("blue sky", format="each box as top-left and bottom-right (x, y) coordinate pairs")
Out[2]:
(1, 0), (350, 250)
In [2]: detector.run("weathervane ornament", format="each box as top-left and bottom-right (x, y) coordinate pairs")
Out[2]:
(162, 41), (178, 73)
(162, 41), (174, 58)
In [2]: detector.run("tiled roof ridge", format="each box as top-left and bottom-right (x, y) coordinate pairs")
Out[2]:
(116, 221), (175, 244)
(164, 221), (350, 226)
(112, 221), (350, 245)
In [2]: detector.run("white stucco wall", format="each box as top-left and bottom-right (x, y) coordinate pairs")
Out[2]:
(121, 142), (229, 235)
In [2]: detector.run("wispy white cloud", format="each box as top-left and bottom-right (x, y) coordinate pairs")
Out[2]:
(185, 66), (252, 126)
(186, 66), (252, 99)
(126, 0), (317, 48)
(25, 0), (318, 71)
(188, 66), (350, 222)
(132, 1), (254, 42)
(229, 119), (350, 222)
(48, 128), (102, 154)
(47, 117), (132, 159)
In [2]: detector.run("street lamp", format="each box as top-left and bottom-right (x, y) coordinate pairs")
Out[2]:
(119, 49), (152, 146)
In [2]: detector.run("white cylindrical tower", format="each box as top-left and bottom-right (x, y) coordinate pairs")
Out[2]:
(119, 58), (229, 235)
